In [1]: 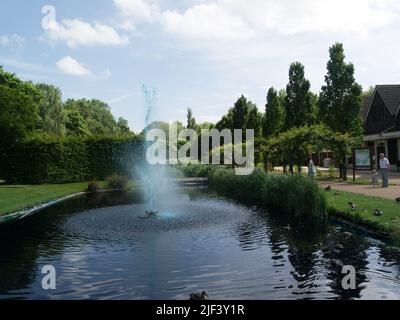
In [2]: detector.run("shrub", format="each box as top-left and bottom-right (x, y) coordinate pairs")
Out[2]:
(2, 135), (143, 184)
(87, 180), (101, 193)
(106, 173), (128, 190)
(328, 165), (337, 179)
(262, 173), (327, 218)
(209, 168), (327, 218)
(178, 163), (213, 178)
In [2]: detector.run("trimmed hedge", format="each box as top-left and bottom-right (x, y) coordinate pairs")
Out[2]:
(2, 136), (144, 184)
(209, 168), (327, 217)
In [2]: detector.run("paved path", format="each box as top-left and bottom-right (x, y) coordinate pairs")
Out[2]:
(319, 181), (400, 200)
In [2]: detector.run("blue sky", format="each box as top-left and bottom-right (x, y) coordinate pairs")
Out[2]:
(1, 0), (400, 132)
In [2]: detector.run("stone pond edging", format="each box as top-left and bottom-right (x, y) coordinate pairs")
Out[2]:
(0, 178), (209, 225)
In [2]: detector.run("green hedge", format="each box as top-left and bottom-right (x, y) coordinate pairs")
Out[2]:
(2, 136), (144, 184)
(209, 168), (327, 217)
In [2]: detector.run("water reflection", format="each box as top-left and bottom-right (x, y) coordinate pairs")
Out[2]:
(0, 188), (399, 300)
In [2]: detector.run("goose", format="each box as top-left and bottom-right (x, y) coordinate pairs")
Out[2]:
(374, 209), (383, 217)
(189, 291), (208, 301)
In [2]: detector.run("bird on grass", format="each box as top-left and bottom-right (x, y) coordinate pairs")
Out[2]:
(189, 291), (208, 301)
(396, 198), (400, 203)
(374, 209), (383, 217)
(325, 185), (332, 191)
(334, 191), (340, 196)
(348, 202), (358, 211)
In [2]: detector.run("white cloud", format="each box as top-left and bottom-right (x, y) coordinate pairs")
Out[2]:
(160, 0), (399, 43)
(0, 34), (25, 47)
(219, 0), (398, 36)
(56, 56), (92, 77)
(44, 17), (129, 48)
(162, 3), (254, 41)
(113, 0), (160, 22)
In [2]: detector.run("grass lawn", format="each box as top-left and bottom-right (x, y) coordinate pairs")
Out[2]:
(0, 182), (91, 216)
(325, 189), (400, 240)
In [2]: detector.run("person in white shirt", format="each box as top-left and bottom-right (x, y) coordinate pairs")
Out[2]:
(308, 157), (316, 178)
(379, 153), (390, 188)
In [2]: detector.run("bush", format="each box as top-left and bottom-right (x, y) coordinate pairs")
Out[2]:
(328, 165), (337, 179)
(209, 168), (327, 218)
(2, 135), (143, 184)
(87, 180), (101, 193)
(178, 163), (213, 178)
(106, 174), (128, 190)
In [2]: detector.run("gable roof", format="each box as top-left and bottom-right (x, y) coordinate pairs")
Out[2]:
(376, 85), (400, 115)
(362, 85), (400, 121)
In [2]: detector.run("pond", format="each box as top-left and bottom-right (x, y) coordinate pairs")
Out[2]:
(0, 187), (399, 300)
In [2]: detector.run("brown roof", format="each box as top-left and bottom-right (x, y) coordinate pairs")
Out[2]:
(362, 85), (400, 120)
(361, 95), (372, 120)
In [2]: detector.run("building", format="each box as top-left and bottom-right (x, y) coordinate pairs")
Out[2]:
(362, 85), (400, 169)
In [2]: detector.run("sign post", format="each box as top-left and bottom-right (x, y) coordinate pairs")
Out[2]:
(352, 147), (374, 183)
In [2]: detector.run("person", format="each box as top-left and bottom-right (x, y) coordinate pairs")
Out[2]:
(371, 170), (379, 188)
(379, 153), (390, 188)
(308, 157), (316, 178)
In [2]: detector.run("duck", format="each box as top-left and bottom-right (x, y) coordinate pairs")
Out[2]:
(348, 202), (358, 211)
(396, 197), (400, 203)
(146, 210), (158, 216)
(325, 185), (332, 191)
(334, 191), (340, 196)
(139, 210), (159, 219)
(189, 291), (208, 301)
(374, 209), (383, 217)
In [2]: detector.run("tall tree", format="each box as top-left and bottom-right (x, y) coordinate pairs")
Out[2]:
(319, 42), (363, 180)
(232, 95), (249, 130)
(284, 62), (312, 129)
(319, 43), (362, 135)
(263, 87), (284, 138)
(36, 83), (66, 136)
(186, 108), (196, 130)
(246, 101), (262, 138)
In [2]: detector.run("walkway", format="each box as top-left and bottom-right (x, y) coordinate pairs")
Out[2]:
(319, 181), (400, 200)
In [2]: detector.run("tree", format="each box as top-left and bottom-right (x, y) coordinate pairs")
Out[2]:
(186, 108), (196, 130)
(263, 87), (284, 138)
(318, 43), (363, 179)
(0, 67), (41, 145)
(284, 62), (313, 129)
(64, 109), (91, 136)
(36, 83), (66, 136)
(362, 86), (375, 98)
(319, 43), (362, 135)
(64, 99), (119, 136)
(232, 95), (249, 131)
(117, 117), (131, 136)
(246, 102), (262, 138)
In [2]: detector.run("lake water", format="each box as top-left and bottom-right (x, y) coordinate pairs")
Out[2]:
(0, 188), (399, 300)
